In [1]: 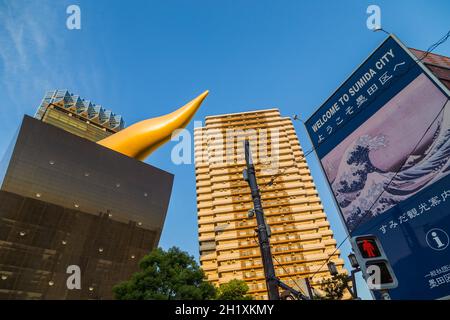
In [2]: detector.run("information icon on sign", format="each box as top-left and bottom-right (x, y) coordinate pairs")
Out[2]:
(426, 228), (449, 251)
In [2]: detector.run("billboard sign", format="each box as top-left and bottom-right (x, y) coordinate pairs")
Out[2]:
(305, 35), (450, 299)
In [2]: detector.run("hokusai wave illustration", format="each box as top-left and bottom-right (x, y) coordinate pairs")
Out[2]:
(332, 103), (450, 231)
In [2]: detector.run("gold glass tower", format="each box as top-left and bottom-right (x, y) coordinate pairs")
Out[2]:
(194, 108), (345, 300)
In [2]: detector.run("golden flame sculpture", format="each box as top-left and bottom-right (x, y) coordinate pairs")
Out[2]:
(97, 90), (209, 161)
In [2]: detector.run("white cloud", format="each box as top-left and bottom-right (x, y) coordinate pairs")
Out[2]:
(0, 1), (57, 113)
(0, 1), (53, 72)
(0, 1), (109, 155)
(0, 0), (66, 155)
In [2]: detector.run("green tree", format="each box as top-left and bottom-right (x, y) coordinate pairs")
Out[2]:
(316, 273), (350, 300)
(113, 247), (216, 300)
(216, 279), (253, 300)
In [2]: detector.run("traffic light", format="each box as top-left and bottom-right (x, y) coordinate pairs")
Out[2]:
(350, 235), (398, 291)
(355, 237), (381, 258)
(366, 260), (395, 285)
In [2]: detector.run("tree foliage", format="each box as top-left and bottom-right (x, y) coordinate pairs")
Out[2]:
(216, 279), (253, 300)
(113, 247), (216, 300)
(316, 273), (350, 300)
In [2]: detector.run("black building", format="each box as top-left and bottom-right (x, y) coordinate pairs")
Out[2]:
(0, 116), (173, 299)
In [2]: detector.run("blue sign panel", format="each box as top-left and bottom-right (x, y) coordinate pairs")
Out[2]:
(305, 35), (450, 299)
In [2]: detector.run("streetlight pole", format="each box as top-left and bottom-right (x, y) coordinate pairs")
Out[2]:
(347, 252), (361, 299)
(327, 257), (361, 300)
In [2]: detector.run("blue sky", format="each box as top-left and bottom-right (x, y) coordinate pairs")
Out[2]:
(0, 0), (449, 299)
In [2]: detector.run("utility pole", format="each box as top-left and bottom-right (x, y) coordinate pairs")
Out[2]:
(242, 140), (311, 300)
(243, 139), (280, 300)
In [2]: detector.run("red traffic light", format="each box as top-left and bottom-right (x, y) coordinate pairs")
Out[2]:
(356, 236), (381, 258)
(351, 235), (398, 291)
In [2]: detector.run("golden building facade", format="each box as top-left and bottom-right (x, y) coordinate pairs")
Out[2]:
(194, 108), (345, 300)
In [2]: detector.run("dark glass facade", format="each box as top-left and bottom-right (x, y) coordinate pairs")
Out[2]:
(0, 116), (174, 299)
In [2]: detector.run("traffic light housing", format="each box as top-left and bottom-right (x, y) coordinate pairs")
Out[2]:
(350, 235), (398, 291)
